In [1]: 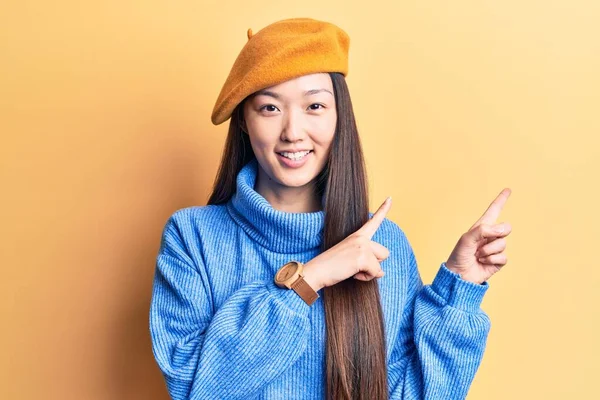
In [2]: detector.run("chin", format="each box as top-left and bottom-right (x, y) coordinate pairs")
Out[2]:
(274, 171), (316, 188)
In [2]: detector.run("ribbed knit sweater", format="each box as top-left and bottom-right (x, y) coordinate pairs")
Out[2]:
(149, 158), (491, 400)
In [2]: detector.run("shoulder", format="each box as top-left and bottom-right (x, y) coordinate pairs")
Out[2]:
(369, 215), (417, 272)
(367, 212), (411, 250)
(158, 204), (233, 267)
(160, 204), (231, 246)
(379, 217), (408, 241)
(167, 204), (229, 228)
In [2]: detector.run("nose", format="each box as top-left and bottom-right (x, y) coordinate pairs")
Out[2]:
(281, 108), (306, 143)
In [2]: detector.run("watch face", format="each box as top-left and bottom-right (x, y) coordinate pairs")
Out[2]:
(276, 262), (298, 282)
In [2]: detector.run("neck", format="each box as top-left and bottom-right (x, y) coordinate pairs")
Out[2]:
(254, 165), (322, 213)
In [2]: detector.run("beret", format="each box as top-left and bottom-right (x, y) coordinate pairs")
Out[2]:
(211, 17), (350, 125)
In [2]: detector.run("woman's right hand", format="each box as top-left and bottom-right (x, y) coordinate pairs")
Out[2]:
(303, 197), (393, 291)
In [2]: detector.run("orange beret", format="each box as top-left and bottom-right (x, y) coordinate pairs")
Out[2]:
(211, 18), (350, 125)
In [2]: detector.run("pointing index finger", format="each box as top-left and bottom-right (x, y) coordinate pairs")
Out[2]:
(474, 188), (511, 227)
(357, 197), (392, 238)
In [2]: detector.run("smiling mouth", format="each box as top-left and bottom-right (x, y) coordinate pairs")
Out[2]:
(276, 150), (314, 160)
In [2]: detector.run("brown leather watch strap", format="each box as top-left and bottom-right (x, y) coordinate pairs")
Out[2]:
(291, 277), (319, 306)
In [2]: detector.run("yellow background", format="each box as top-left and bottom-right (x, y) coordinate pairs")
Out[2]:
(2, 1), (598, 399)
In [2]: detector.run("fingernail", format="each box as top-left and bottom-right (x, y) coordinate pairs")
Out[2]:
(386, 196), (392, 204)
(494, 225), (504, 233)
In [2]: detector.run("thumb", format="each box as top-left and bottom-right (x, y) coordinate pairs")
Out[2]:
(464, 223), (507, 244)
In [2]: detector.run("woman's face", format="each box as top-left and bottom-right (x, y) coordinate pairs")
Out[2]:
(242, 73), (337, 189)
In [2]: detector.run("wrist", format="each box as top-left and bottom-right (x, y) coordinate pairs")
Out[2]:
(434, 262), (490, 311)
(461, 274), (486, 285)
(303, 262), (324, 291)
(447, 266), (484, 285)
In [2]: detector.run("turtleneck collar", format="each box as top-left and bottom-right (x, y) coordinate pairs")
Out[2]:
(226, 158), (325, 253)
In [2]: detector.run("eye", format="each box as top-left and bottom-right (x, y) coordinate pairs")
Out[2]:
(308, 103), (325, 111)
(259, 104), (280, 113)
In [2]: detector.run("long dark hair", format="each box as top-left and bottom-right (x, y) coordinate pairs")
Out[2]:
(207, 72), (389, 400)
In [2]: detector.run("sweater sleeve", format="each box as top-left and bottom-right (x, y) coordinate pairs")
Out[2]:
(387, 235), (491, 399)
(149, 216), (312, 400)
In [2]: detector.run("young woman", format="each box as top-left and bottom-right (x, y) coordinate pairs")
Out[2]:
(149, 18), (512, 400)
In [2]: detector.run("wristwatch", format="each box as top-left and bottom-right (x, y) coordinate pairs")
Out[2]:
(274, 261), (319, 306)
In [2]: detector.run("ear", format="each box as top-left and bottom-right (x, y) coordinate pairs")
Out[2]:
(238, 101), (249, 134)
(240, 118), (248, 134)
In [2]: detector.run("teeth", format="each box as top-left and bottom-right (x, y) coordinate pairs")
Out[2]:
(280, 150), (310, 160)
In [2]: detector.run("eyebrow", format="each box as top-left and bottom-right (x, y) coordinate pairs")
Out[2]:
(305, 88), (334, 96)
(254, 88), (333, 99)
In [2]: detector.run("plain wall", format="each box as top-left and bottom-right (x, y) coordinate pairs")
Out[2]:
(2, 1), (599, 399)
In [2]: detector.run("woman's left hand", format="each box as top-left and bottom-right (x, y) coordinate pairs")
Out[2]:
(445, 188), (512, 284)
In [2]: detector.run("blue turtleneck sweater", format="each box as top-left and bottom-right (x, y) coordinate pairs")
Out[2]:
(149, 158), (491, 400)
